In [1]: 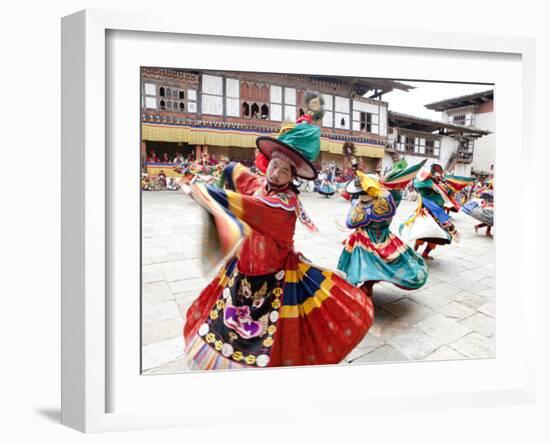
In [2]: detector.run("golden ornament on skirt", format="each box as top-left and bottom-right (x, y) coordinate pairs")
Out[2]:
(245, 354), (257, 365)
(253, 281), (268, 300)
(373, 197), (390, 215)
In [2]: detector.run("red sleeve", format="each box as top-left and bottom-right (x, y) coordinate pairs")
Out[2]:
(222, 162), (263, 195)
(199, 184), (296, 242)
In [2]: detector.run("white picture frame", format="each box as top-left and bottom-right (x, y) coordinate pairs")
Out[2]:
(61, 9), (537, 433)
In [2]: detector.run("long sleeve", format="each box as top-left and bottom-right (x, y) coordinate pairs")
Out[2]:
(222, 162), (263, 196)
(190, 182), (298, 276)
(202, 185), (296, 242)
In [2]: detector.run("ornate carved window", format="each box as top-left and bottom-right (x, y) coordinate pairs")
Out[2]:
(242, 102), (250, 117)
(261, 104), (269, 119)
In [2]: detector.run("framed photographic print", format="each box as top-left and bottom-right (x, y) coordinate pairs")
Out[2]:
(61, 9), (537, 433)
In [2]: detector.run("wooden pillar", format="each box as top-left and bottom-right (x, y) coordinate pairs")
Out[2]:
(141, 141), (147, 172)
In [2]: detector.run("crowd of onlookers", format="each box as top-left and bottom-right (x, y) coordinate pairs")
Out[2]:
(141, 150), (493, 202)
(141, 171), (182, 191)
(142, 150), (233, 191)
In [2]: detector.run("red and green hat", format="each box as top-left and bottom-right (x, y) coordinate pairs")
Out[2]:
(256, 92), (324, 180)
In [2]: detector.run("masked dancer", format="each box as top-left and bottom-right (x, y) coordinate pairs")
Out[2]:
(183, 92), (374, 370)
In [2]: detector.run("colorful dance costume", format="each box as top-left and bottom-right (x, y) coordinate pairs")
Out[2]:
(337, 160), (428, 290)
(462, 182), (494, 230)
(318, 178), (336, 197)
(399, 165), (461, 257)
(183, 97), (374, 370)
(440, 174), (476, 212)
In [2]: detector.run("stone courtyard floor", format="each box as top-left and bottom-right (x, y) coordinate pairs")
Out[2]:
(141, 189), (494, 374)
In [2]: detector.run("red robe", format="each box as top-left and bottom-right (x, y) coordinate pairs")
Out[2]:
(183, 163), (374, 369)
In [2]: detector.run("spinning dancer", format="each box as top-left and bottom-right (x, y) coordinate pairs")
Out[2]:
(318, 171), (336, 198)
(399, 164), (460, 260)
(183, 92), (374, 370)
(337, 159), (428, 298)
(440, 174), (476, 214)
(462, 180), (494, 237)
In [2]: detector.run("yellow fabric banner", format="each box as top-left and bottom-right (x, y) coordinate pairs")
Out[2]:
(142, 124), (385, 158)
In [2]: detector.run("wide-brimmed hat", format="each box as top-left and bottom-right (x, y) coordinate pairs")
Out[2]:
(256, 122), (320, 180)
(256, 92), (325, 180)
(345, 171), (382, 196)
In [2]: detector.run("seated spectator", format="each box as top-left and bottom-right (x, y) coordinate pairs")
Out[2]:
(167, 177), (180, 191)
(173, 152), (183, 166)
(141, 174), (151, 191)
(158, 170), (167, 188)
(147, 150), (159, 163)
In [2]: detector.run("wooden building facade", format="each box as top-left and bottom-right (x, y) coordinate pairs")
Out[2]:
(140, 68), (414, 172)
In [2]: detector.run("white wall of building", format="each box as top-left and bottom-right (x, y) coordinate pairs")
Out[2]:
(471, 111), (495, 175)
(452, 163), (472, 177)
(384, 134), (473, 177)
(441, 105), (494, 176)
(382, 153), (395, 172)
(439, 137), (457, 171)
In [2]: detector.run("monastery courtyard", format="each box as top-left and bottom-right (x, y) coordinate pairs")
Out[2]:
(141, 189), (494, 374)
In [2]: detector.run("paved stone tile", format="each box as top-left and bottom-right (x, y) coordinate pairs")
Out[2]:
(143, 355), (191, 375)
(143, 247), (170, 259)
(423, 345), (466, 361)
(465, 255), (494, 266)
(381, 298), (434, 326)
(368, 309), (409, 340)
(142, 281), (174, 303)
(460, 312), (494, 337)
(142, 264), (164, 284)
(427, 282), (464, 299)
(169, 277), (209, 296)
(450, 259), (481, 271)
(175, 296), (197, 322)
(160, 260), (201, 282)
(372, 286), (405, 305)
(456, 246), (487, 257)
(152, 251), (188, 264)
(387, 329), (442, 360)
(436, 301), (476, 320)
(142, 256), (154, 265)
(421, 274), (445, 289)
(478, 276), (494, 288)
(457, 269), (488, 282)
(416, 314), (471, 344)
(142, 317), (184, 346)
(450, 332), (494, 358)
(142, 300), (180, 323)
(448, 277), (490, 293)
(142, 336), (186, 371)
(476, 265), (496, 277)
(350, 344), (408, 364)
(433, 261), (468, 275)
(477, 301), (494, 317)
(477, 287), (495, 299)
(345, 333), (386, 362)
(452, 291), (491, 309)
(408, 290), (451, 309)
